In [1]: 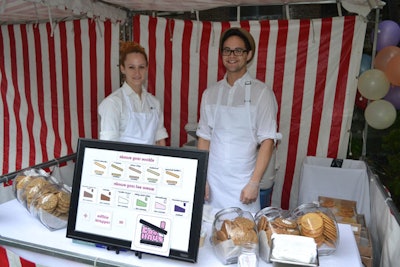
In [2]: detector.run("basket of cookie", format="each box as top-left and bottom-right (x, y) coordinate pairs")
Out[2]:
(211, 207), (258, 265)
(290, 202), (339, 256)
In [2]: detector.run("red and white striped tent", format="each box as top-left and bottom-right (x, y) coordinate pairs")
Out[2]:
(1, 1), (393, 266)
(1, 0), (382, 210)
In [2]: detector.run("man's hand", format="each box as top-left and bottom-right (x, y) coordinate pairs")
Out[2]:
(240, 181), (259, 204)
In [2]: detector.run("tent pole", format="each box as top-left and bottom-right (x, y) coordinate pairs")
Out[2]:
(336, 1), (343, 16)
(362, 7), (380, 157)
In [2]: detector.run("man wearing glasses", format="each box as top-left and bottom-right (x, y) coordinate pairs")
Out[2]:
(196, 27), (280, 213)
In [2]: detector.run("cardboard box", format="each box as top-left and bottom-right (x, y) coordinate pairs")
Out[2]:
(318, 196), (361, 235)
(358, 228), (373, 258)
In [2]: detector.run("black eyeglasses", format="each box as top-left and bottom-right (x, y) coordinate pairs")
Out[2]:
(221, 48), (248, 56)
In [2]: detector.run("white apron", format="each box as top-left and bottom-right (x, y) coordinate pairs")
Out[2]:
(119, 89), (159, 145)
(207, 81), (260, 213)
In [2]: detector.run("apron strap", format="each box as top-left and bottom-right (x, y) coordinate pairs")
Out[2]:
(211, 83), (224, 131)
(122, 88), (134, 113)
(245, 81), (257, 143)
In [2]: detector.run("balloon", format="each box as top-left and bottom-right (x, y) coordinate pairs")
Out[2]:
(355, 90), (368, 110)
(384, 55), (400, 86)
(365, 100), (397, 129)
(358, 69), (390, 100)
(374, 20), (400, 51)
(359, 54), (372, 75)
(384, 85), (400, 110)
(374, 46), (400, 71)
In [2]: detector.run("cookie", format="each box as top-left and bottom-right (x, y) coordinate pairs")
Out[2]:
(320, 198), (335, 208)
(40, 193), (59, 212)
(257, 216), (268, 232)
(300, 212), (324, 231)
(216, 229), (228, 241)
(234, 217), (256, 230)
(274, 217), (298, 229)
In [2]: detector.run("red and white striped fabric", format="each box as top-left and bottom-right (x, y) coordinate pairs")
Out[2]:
(0, 246), (46, 267)
(133, 15), (367, 209)
(0, 19), (120, 175)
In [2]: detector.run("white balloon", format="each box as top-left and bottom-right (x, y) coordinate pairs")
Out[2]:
(358, 69), (390, 100)
(365, 99), (397, 129)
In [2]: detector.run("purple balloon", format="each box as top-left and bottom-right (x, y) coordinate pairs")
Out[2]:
(384, 85), (400, 110)
(375, 20), (400, 51)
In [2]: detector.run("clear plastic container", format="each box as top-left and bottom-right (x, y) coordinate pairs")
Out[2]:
(211, 207), (258, 265)
(30, 183), (71, 230)
(255, 206), (299, 263)
(29, 183), (61, 217)
(13, 168), (52, 209)
(13, 168), (70, 230)
(290, 202), (339, 256)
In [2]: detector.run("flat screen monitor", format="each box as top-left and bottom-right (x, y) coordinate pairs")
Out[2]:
(67, 138), (208, 263)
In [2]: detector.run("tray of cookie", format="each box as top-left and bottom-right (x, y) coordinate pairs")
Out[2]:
(211, 207), (259, 265)
(318, 196), (361, 235)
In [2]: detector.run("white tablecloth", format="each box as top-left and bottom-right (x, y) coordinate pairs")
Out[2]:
(298, 156), (371, 225)
(0, 199), (362, 267)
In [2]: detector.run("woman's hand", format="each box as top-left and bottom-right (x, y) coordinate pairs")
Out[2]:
(240, 181), (259, 204)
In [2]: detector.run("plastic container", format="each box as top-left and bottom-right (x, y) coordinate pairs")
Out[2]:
(13, 168), (70, 230)
(290, 202), (339, 256)
(255, 206), (298, 263)
(13, 168), (52, 209)
(211, 207), (258, 265)
(29, 182), (71, 230)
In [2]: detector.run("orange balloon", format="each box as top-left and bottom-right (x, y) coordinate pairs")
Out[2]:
(385, 55), (400, 86)
(374, 46), (400, 71)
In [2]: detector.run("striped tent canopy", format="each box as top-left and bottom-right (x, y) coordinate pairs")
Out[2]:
(132, 14), (367, 209)
(1, 2), (367, 209)
(0, 0), (384, 25)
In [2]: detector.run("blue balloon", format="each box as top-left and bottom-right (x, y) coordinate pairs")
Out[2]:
(359, 54), (372, 75)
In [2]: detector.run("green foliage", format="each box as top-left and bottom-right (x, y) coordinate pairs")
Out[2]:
(349, 108), (400, 209)
(380, 116), (400, 204)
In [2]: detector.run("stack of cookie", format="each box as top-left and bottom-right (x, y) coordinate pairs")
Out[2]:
(297, 211), (338, 251)
(213, 216), (258, 246)
(37, 188), (71, 230)
(14, 172), (51, 209)
(13, 168), (71, 230)
(211, 208), (258, 264)
(299, 212), (325, 247)
(257, 216), (300, 247)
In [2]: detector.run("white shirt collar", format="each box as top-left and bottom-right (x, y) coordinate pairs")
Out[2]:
(121, 82), (148, 98)
(223, 71), (252, 87)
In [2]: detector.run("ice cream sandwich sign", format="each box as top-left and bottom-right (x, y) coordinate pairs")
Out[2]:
(133, 214), (171, 256)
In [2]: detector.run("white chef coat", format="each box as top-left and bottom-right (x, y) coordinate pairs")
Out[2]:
(197, 72), (280, 213)
(98, 82), (168, 144)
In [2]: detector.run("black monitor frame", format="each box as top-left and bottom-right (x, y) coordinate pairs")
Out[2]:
(67, 138), (208, 263)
